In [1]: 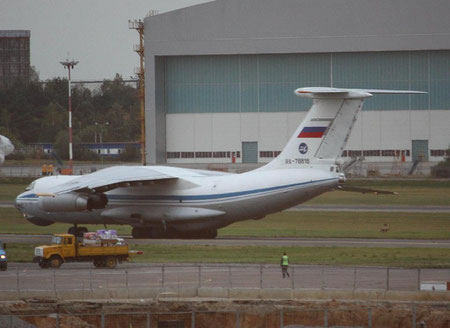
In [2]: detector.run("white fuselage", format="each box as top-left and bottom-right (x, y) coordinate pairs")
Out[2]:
(0, 135), (14, 164)
(16, 166), (338, 232)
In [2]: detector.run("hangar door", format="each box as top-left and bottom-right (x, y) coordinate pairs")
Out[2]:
(412, 140), (429, 162)
(242, 142), (258, 163)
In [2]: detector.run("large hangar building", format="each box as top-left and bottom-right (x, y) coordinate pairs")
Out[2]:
(144, 0), (450, 171)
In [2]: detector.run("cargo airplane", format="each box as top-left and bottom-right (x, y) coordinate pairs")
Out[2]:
(15, 87), (422, 238)
(0, 135), (14, 164)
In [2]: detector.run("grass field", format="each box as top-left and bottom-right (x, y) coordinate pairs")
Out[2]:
(5, 243), (450, 268)
(1, 207), (449, 240)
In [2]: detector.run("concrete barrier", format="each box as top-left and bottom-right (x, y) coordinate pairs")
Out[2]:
(1, 287), (449, 302)
(292, 289), (450, 302)
(259, 288), (292, 299)
(0, 291), (20, 301)
(197, 287), (229, 298)
(228, 288), (260, 299)
(131, 287), (164, 299)
(157, 287), (198, 298)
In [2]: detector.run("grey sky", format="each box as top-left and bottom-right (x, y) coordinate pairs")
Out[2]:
(0, 0), (211, 81)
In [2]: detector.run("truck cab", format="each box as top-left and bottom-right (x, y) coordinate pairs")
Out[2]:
(0, 240), (7, 271)
(34, 234), (76, 268)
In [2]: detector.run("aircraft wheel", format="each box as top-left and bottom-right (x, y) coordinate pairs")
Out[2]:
(105, 256), (117, 269)
(49, 255), (62, 269)
(131, 227), (143, 238)
(194, 229), (218, 239)
(79, 227), (88, 234)
(68, 226), (77, 235)
(207, 229), (218, 239)
(132, 227), (152, 239)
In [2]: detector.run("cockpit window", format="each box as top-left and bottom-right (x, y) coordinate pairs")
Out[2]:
(25, 181), (36, 191)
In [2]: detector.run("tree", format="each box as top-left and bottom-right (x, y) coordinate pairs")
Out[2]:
(38, 102), (66, 142)
(0, 73), (140, 160)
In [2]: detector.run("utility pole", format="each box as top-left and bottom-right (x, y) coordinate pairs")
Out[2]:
(129, 11), (157, 166)
(60, 59), (78, 173)
(129, 19), (146, 165)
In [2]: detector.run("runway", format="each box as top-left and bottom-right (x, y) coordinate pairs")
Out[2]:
(2, 234), (449, 248)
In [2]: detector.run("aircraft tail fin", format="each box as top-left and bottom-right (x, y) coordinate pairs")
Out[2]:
(259, 87), (425, 171)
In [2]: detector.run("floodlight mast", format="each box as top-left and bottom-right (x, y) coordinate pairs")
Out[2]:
(129, 10), (158, 166)
(60, 59), (78, 173)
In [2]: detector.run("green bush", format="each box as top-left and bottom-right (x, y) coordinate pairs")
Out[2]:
(431, 149), (450, 178)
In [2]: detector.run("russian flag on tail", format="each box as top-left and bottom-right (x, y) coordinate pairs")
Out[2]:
(297, 126), (327, 138)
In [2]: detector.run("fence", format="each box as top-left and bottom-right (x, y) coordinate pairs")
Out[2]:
(1, 264), (449, 300)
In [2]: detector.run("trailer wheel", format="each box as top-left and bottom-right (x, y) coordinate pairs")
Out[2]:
(93, 258), (105, 268)
(105, 256), (117, 269)
(49, 255), (62, 269)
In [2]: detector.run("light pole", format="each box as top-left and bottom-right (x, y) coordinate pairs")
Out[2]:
(95, 122), (109, 164)
(129, 12), (158, 165)
(60, 59), (78, 173)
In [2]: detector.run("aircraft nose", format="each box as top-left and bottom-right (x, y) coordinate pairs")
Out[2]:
(15, 192), (26, 211)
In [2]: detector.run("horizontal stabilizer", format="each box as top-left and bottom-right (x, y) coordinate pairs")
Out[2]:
(295, 87), (426, 99)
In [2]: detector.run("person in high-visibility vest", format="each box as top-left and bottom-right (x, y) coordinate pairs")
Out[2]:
(280, 252), (290, 278)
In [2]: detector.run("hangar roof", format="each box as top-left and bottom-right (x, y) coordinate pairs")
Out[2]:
(145, 0), (450, 55)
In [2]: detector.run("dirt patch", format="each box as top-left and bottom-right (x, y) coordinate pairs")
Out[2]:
(0, 298), (449, 327)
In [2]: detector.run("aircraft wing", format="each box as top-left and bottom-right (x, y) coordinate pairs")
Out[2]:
(51, 166), (178, 194)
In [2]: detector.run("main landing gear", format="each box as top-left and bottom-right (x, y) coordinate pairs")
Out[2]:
(68, 225), (88, 237)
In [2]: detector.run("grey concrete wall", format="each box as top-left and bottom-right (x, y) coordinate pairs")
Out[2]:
(2, 287), (450, 302)
(146, 0), (450, 56)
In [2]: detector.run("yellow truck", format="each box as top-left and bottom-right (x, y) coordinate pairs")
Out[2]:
(33, 234), (140, 269)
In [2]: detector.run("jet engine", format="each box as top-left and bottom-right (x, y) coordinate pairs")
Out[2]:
(38, 193), (108, 212)
(26, 217), (54, 226)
